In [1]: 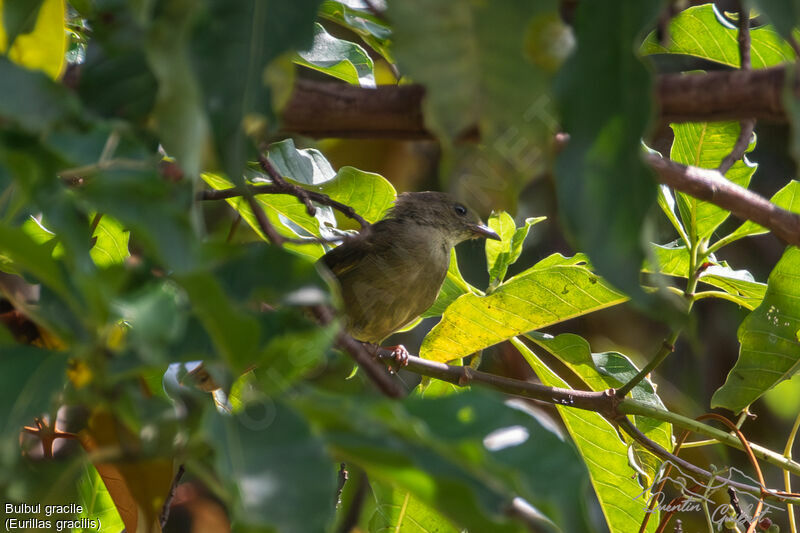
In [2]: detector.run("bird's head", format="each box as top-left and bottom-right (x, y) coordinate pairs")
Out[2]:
(388, 192), (501, 245)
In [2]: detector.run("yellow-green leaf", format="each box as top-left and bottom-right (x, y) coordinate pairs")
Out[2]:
(0, 0), (66, 79)
(421, 254), (627, 362)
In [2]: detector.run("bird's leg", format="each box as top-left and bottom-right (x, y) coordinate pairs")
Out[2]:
(384, 345), (410, 374)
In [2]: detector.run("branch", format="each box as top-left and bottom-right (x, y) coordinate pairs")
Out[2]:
(280, 68), (794, 140)
(199, 183), (370, 231)
(376, 348), (800, 484)
(646, 153), (800, 247)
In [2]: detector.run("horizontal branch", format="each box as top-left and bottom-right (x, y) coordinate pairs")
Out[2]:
(377, 349), (800, 485)
(281, 67), (794, 140)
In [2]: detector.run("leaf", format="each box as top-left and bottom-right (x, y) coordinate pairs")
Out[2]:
(1, 0), (45, 47)
(205, 401), (336, 533)
(388, 0), (559, 163)
(190, 0), (321, 182)
(511, 338), (658, 533)
(527, 332), (672, 453)
(0, 0), (66, 79)
(203, 140), (396, 257)
(295, 22), (375, 87)
(314, 166), (396, 225)
(554, 0), (662, 309)
(90, 215), (130, 267)
(296, 388), (592, 532)
(0, 224), (70, 299)
(486, 213), (546, 286)
(528, 332), (672, 484)
(144, 0), (208, 178)
(0, 56), (80, 132)
(177, 272), (260, 371)
(718, 180), (800, 243)
(642, 4), (795, 68)
(670, 122), (757, 241)
(647, 243), (767, 309)
(0, 344), (66, 447)
(421, 254), (627, 362)
(75, 462), (125, 533)
(318, 0), (393, 63)
(368, 481), (461, 533)
(711, 246), (800, 412)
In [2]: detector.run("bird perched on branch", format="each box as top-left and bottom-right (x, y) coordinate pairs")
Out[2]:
(321, 191), (500, 366)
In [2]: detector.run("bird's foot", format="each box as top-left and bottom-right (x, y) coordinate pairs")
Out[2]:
(385, 345), (409, 374)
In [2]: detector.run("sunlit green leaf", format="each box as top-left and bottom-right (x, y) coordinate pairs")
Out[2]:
(511, 338), (658, 533)
(318, 0), (393, 63)
(0, 0), (66, 78)
(642, 4), (795, 68)
(712, 246), (800, 412)
(528, 332), (671, 484)
(421, 254), (627, 362)
(486, 213), (545, 287)
(75, 462), (125, 533)
(90, 215), (129, 267)
(647, 243), (766, 309)
(369, 481), (460, 533)
(670, 122), (757, 241)
(295, 23), (375, 87)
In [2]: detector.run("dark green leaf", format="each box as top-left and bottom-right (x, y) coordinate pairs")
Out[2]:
(144, 0), (207, 177)
(554, 0), (662, 309)
(205, 401), (336, 533)
(0, 344), (66, 445)
(190, 0), (321, 182)
(2, 0), (46, 48)
(0, 57), (81, 133)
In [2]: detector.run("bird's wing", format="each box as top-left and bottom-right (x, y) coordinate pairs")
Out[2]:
(321, 235), (377, 277)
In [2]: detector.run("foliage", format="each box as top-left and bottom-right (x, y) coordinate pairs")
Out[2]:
(1, 1), (800, 533)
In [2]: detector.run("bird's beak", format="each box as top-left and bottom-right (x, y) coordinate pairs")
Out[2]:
(468, 223), (501, 241)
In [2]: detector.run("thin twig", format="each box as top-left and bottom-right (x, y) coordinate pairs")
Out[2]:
(616, 332), (679, 398)
(719, 2), (755, 175)
(199, 184), (370, 230)
(159, 464), (185, 529)
(785, 412), (800, 533)
(246, 194), (286, 246)
(257, 153), (317, 217)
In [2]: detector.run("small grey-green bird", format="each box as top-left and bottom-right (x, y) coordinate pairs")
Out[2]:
(321, 191), (500, 358)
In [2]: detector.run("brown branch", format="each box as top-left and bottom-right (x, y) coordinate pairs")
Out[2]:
(281, 68), (794, 141)
(376, 348), (800, 504)
(159, 464), (185, 529)
(199, 183), (370, 231)
(312, 306), (405, 398)
(646, 153), (800, 247)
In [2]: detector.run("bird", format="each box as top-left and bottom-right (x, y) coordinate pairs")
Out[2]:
(320, 191), (500, 368)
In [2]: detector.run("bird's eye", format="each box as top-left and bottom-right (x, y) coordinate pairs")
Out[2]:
(454, 204), (467, 216)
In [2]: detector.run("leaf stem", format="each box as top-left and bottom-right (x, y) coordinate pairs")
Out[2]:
(785, 412), (800, 533)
